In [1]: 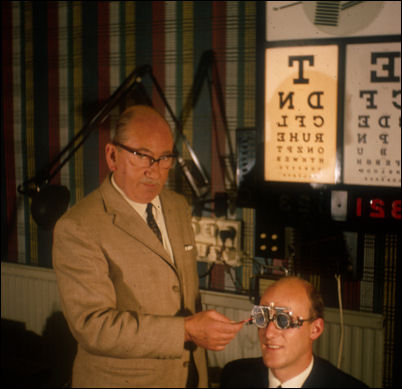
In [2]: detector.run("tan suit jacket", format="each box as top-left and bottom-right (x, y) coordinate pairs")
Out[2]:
(52, 175), (208, 388)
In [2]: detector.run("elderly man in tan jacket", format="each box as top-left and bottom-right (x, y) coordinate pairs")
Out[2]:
(53, 105), (243, 388)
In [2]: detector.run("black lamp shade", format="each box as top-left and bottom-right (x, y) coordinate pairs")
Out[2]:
(31, 185), (70, 230)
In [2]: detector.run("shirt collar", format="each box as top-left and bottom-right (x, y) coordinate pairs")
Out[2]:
(110, 173), (160, 219)
(269, 356), (314, 388)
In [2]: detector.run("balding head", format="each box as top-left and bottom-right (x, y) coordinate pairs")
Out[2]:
(263, 277), (324, 320)
(113, 105), (172, 144)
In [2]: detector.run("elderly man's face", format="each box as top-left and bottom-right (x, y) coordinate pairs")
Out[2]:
(106, 113), (174, 203)
(258, 278), (323, 382)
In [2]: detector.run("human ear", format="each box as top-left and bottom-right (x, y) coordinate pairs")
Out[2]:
(310, 318), (324, 340)
(105, 143), (117, 171)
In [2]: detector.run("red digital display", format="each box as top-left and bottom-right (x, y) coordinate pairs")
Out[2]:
(355, 197), (401, 220)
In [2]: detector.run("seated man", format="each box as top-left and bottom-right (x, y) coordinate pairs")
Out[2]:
(221, 276), (368, 388)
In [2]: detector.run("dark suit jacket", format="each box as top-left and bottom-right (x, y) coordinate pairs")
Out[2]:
(53, 175), (207, 388)
(220, 356), (369, 388)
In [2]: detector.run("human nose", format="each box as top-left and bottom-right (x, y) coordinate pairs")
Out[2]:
(264, 320), (280, 339)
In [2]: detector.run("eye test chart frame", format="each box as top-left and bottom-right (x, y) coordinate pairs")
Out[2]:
(255, 1), (401, 228)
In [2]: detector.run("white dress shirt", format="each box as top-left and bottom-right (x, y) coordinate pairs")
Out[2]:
(111, 174), (175, 263)
(268, 356), (314, 388)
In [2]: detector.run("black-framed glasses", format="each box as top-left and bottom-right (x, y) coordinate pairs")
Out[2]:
(249, 303), (315, 330)
(113, 141), (176, 169)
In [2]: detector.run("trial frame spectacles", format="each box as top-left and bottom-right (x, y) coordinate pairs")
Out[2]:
(249, 303), (316, 330)
(113, 141), (176, 169)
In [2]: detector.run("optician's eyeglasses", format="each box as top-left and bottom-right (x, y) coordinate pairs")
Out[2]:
(249, 302), (315, 330)
(113, 141), (176, 169)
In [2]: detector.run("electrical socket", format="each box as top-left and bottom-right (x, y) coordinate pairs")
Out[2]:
(192, 217), (242, 266)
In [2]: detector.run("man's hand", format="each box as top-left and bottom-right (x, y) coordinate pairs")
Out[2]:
(184, 310), (244, 351)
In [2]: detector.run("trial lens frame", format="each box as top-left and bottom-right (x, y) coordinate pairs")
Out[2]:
(249, 302), (314, 330)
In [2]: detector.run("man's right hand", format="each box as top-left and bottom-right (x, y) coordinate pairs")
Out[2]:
(184, 310), (244, 351)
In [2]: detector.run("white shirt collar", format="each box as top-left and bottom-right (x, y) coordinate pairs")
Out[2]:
(269, 356), (314, 388)
(110, 174), (174, 263)
(110, 174), (160, 220)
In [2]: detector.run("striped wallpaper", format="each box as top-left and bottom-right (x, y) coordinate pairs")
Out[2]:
(1, 1), (256, 267)
(1, 4), (399, 385)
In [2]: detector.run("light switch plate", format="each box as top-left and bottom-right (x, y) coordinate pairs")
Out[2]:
(331, 190), (348, 221)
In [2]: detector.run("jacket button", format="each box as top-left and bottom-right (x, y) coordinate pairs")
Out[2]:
(183, 361), (190, 368)
(172, 285), (180, 292)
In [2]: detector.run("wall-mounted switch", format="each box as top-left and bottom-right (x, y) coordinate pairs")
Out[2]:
(331, 190), (348, 221)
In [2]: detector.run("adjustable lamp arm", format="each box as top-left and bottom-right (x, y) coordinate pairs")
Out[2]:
(18, 65), (151, 196)
(148, 70), (210, 198)
(17, 50), (235, 229)
(18, 63), (211, 202)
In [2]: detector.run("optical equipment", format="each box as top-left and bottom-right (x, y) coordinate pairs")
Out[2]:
(249, 302), (314, 330)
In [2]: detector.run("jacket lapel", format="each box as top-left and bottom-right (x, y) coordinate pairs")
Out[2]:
(100, 176), (175, 269)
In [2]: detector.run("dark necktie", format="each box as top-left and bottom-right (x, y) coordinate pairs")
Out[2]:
(146, 203), (163, 243)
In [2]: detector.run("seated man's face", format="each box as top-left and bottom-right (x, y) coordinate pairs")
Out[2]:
(258, 279), (323, 381)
